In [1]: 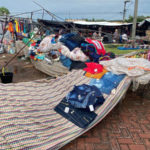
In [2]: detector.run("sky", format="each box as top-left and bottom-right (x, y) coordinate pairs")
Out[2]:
(0, 0), (150, 21)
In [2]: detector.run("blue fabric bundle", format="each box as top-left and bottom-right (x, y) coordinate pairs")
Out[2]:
(89, 72), (125, 94)
(60, 54), (72, 69)
(81, 43), (102, 62)
(60, 33), (81, 51)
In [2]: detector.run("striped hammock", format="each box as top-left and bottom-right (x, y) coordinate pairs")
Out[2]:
(0, 70), (131, 150)
(31, 59), (69, 77)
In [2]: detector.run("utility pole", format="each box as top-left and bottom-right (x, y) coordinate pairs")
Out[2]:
(123, 0), (130, 22)
(42, 9), (44, 19)
(31, 12), (33, 21)
(30, 12), (33, 31)
(131, 0), (138, 41)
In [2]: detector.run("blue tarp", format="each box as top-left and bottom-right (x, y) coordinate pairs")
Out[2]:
(118, 47), (140, 50)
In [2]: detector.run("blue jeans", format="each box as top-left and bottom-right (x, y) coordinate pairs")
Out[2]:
(89, 72), (125, 94)
(54, 97), (97, 128)
(66, 84), (105, 110)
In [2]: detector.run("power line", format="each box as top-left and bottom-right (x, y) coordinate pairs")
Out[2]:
(9, 9), (43, 17)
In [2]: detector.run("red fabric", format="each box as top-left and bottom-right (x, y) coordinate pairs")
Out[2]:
(8, 22), (14, 33)
(20, 23), (23, 32)
(86, 38), (106, 55)
(30, 55), (35, 59)
(31, 42), (36, 46)
(83, 62), (104, 74)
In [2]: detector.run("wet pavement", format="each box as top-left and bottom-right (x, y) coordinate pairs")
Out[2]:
(61, 90), (150, 150)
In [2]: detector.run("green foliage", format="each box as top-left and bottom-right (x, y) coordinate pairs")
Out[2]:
(83, 18), (106, 22)
(0, 7), (10, 16)
(92, 18), (95, 22)
(125, 15), (133, 22)
(125, 15), (150, 23)
(104, 44), (148, 55)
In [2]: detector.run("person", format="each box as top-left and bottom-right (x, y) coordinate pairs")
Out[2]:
(122, 33), (128, 43)
(98, 27), (102, 38)
(92, 32), (98, 39)
(113, 29), (119, 43)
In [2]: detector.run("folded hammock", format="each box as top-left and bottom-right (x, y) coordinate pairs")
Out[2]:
(31, 59), (69, 77)
(0, 70), (131, 150)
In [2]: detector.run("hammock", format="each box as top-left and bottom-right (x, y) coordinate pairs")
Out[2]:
(31, 60), (69, 77)
(15, 40), (68, 77)
(0, 70), (131, 150)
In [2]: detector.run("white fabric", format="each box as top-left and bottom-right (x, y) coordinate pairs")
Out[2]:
(60, 45), (89, 62)
(100, 58), (150, 77)
(122, 34), (128, 41)
(101, 57), (150, 91)
(3, 30), (13, 45)
(0, 23), (3, 35)
(39, 35), (61, 52)
(132, 73), (150, 91)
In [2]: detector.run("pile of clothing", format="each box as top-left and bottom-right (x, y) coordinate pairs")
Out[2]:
(55, 70), (125, 128)
(7, 19), (34, 39)
(83, 62), (107, 79)
(28, 32), (115, 70)
(126, 51), (150, 61)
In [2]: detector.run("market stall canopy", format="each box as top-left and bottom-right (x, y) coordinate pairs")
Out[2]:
(138, 18), (150, 27)
(73, 21), (132, 26)
(38, 19), (74, 29)
(38, 19), (132, 28)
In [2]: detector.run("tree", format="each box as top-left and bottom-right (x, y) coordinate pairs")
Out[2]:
(125, 15), (150, 23)
(0, 7), (10, 16)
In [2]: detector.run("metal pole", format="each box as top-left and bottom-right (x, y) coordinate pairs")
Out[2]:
(123, 1), (127, 22)
(123, 0), (130, 23)
(131, 0), (138, 40)
(42, 9), (44, 19)
(31, 12), (33, 20)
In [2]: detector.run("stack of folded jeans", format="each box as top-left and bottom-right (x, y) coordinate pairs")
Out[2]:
(54, 98), (97, 128)
(66, 84), (105, 110)
(54, 84), (105, 128)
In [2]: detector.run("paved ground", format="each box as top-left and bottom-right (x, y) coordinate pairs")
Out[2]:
(0, 53), (49, 83)
(61, 90), (150, 150)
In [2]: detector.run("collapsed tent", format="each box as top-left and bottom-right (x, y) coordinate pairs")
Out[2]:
(0, 70), (131, 150)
